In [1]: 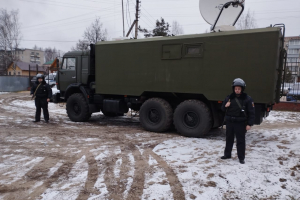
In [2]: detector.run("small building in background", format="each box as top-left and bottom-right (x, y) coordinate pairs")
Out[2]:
(7, 61), (47, 76)
(42, 59), (59, 74)
(15, 48), (45, 65)
(284, 36), (300, 83)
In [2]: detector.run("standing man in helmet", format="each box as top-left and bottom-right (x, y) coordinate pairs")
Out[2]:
(220, 78), (255, 164)
(30, 74), (52, 123)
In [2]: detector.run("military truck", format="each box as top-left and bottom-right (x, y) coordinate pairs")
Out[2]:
(56, 26), (286, 137)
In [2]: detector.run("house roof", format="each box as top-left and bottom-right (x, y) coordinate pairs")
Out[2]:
(43, 60), (55, 65)
(13, 61), (47, 72)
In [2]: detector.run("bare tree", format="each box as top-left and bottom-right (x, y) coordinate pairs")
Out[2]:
(235, 9), (257, 30)
(172, 21), (184, 36)
(44, 47), (59, 62)
(33, 45), (43, 51)
(0, 9), (22, 75)
(72, 18), (107, 51)
(84, 17), (107, 44)
(71, 40), (89, 51)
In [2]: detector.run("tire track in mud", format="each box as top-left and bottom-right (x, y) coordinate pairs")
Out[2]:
(103, 147), (124, 200)
(101, 143), (136, 200)
(146, 150), (186, 200)
(2, 157), (59, 200)
(125, 145), (148, 200)
(1, 93), (186, 200)
(30, 155), (83, 199)
(76, 149), (99, 200)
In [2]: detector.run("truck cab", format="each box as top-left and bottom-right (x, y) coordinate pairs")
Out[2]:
(57, 50), (95, 101)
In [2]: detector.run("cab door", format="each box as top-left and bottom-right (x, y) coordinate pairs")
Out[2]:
(58, 57), (77, 92)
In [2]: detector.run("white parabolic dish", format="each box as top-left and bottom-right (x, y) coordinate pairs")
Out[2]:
(199, 0), (244, 26)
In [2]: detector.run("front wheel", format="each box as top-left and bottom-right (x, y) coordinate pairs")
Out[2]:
(66, 93), (91, 122)
(139, 98), (173, 132)
(173, 100), (212, 137)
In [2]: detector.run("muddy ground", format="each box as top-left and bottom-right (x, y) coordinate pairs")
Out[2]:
(0, 92), (299, 200)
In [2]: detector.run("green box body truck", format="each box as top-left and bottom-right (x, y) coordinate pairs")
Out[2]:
(56, 26), (285, 137)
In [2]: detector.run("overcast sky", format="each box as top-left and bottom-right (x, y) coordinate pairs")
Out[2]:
(2, 0), (300, 54)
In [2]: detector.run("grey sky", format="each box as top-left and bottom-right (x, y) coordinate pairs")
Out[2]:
(2, 0), (300, 53)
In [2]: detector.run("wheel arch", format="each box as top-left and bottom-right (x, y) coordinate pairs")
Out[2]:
(65, 84), (90, 102)
(140, 91), (209, 108)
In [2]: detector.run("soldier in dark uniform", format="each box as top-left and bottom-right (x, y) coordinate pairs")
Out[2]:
(221, 78), (255, 164)
(30, 74), (52, 123)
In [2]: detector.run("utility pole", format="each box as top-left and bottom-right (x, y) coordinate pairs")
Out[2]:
(122, 0), (125, 37)
(126, 0), (140, 38)
(134, 0), (140, 39)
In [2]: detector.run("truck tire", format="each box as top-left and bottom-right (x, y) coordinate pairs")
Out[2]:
(174, 100), (212, 138)
(140, 98), (173, 132)
(67, 93), (91, 122)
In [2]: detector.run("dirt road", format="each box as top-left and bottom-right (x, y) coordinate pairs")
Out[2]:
(0, 92), (299, 200)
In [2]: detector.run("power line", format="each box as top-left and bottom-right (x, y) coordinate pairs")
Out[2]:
(19, 0), (122, 11)
(20, 39), (78, 42)
(21, 4), (128, 30)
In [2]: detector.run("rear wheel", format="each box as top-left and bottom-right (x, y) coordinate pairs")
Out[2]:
(139, 98), (173, 132)
(67, 93), (91, 122)
(174, 100), (212, 137)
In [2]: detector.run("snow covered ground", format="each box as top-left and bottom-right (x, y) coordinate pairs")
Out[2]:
(0, 92), (299, 200)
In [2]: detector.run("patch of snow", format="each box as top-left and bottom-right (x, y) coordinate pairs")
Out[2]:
(2, 154), (14, 158)
(84, 138), (99, 142)
(88, 168), (109, 200)
(51, 85), (60, 95)
(41, 156), (88, 200)
(47, 161), (63, 178)
(135, 145), (144, 155)
(29, 181), (44, 194)
(89, 150), (110, 200)
(142, 155), (174, 200)
(114, 158), (122, 178)
(265, 111), (300, 123)
(153, 127), (300, 200)
(0, 157), (44, 185)
(123, 153), (135, 199)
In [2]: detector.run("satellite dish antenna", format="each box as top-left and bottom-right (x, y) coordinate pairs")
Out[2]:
(199, 0), (245, 31)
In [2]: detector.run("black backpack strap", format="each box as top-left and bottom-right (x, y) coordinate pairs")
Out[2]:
(235, 97), (248, 118)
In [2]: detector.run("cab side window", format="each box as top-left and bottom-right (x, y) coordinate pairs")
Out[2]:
(62, 58), (76, 70)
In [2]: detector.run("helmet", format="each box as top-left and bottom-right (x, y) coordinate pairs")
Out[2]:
(36, 74), (44, 79)
(232, 78), (246, 91)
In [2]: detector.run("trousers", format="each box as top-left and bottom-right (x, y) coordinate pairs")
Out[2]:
(224, 121), (246, 160)
(35, 97), (49, 121)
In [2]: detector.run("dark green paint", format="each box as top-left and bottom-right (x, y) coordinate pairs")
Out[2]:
(95, 27), (282, 104)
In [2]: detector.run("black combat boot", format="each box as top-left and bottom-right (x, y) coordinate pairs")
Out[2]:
(221, 156), (231, 159)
